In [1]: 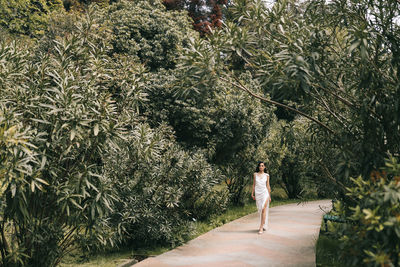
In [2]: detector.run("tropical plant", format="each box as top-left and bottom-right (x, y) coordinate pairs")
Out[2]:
(0, 11), (134, 264)
(146, 67), (275, 204)
(103, 123), (227, 247)
(256, 118), (323, 199)
(329, 156), (400, 266)
(0, 4), (232, 264)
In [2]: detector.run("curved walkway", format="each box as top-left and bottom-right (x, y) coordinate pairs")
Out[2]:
(135, 199), (331, 267)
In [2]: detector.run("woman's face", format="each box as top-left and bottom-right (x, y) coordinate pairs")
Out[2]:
(259, 163), (265, 172)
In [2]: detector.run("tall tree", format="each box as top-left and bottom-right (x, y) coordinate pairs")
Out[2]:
(178, 0), (400, 193)
(163, 0), (228, 35)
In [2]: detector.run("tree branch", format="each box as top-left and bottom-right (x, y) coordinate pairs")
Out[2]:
(320, 162), (347, 192)
(219, 75), (334, 134)
(309, 87), (356, 137)
(311, 82), (357, 109)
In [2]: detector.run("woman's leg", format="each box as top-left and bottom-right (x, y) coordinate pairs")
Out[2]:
(260, 197), (270, 230)
(259, 198), (269, 231)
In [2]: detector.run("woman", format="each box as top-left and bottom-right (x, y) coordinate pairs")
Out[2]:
(251, 161), (271, 234)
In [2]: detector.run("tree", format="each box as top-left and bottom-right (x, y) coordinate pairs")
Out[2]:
(163, 0), (228, 35)
(256, 118), (326, 199)
(107, 0), (197, 70)
(178, 0), (400, 196)
(145, 68), (275, 204)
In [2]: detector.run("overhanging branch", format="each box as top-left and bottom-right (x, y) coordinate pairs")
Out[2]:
(220, 75), (334, 134)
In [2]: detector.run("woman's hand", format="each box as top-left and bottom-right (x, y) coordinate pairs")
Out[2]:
(251, 194), (255, 200)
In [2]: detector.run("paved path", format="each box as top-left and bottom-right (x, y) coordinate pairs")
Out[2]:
(134, 199), (332, 267)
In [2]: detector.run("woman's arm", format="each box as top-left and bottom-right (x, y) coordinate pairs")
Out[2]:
(251, 173), (256, 200)
(267, 174), (271, 202)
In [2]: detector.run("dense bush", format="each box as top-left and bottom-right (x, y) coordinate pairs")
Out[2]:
(0, 14), (132, 263)
(104, 123), (227, 246)
(179, 0), (400, 201)
(173, 40), (277, 203)
(0, 4), (231, 264)
(329, 156), (400, 266)
(0, 0), (63, 36)
(106, 0), (197, 70)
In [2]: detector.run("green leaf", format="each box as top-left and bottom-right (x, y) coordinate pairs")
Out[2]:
(11, 183), (16, 197)
(348, 40), (360, 53)
(69, 198), (83, 210)
(31, 181), (35, 192)
(40, 155), (47, 169)
(94, 124), (99, 136)
(70, 129), (76, 141)
(35, 178), (49, 186)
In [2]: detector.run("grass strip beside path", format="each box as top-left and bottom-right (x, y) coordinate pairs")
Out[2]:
(316, 218), (344, 267)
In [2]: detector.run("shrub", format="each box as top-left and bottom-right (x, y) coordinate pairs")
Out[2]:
(146, 68), (275, 205)
(0, 0), (63, 36)
(106, 0), (197, 70)
(0, 12), (133, 265)
(330, 156), (400, 266)
(103, 123), (228, 246)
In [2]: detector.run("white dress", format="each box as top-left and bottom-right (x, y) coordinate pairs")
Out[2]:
(255, 172), (270, 229)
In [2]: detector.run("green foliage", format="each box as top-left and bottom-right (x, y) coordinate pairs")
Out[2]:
(0, 107), (39, 266)
(106, 0), (197, 70)
(173, 38), (277, 204)
(0, 0), (63, 36)
(0, 5), (230, 264)
(144, 69), (274, 206)
(179, 0), (400, 201)
(5, 0), (400, 264)
(329, 156), (400, 266)
(256, 118), (320, 199)
(315, 234), (343, 267)
(104, 123), (227, 246)
(0, 9), (139, 264)
(62, 0), (111, 11)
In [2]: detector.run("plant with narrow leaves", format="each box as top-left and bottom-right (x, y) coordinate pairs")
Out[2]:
(178, 0), (400, 200)
(0, 9), (141, 265)
(104, 123), (227, 246)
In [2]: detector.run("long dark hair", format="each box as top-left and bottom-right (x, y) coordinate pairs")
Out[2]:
(255, 161), (267, 173)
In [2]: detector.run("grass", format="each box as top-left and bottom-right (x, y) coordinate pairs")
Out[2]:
(315, 217), (344, 267)
(315, 233), (343, 267)
(60, 198), (303, 267)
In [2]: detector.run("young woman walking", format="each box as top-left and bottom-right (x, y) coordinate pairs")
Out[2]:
(251, 161), (271, 234)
